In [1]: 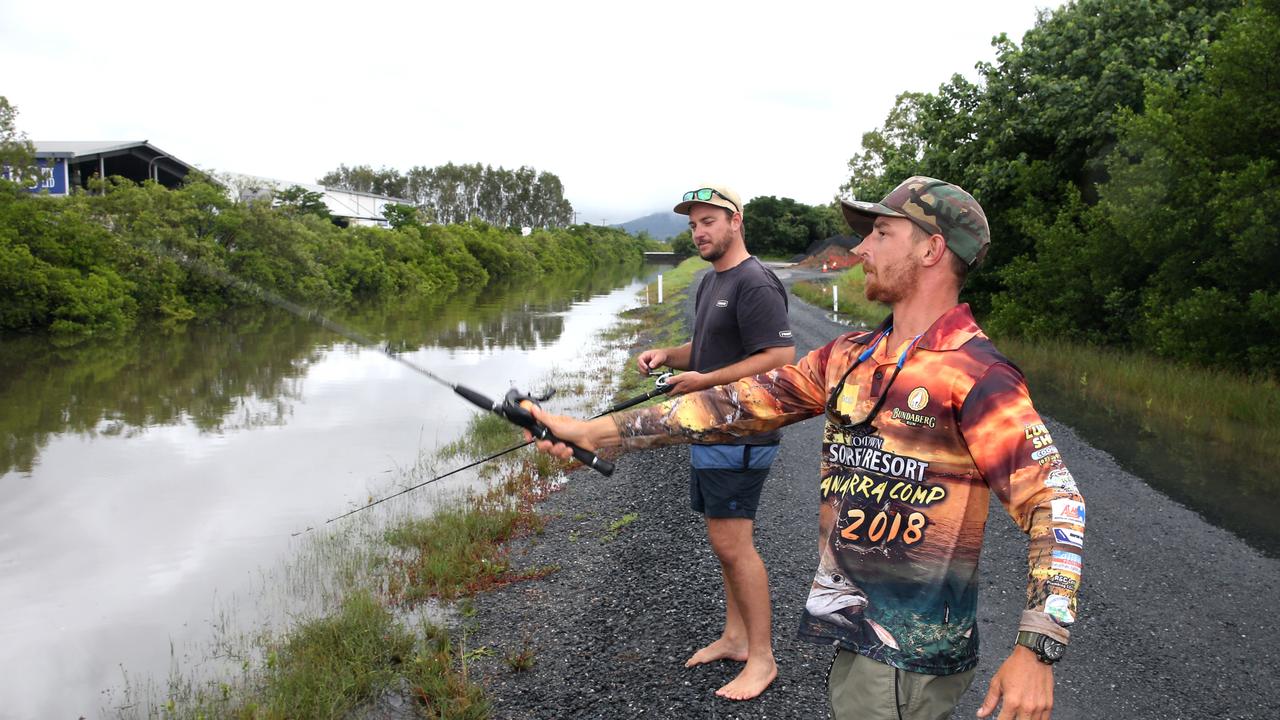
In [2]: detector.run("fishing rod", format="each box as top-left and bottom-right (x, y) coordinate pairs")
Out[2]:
(311, 371), (676, 530)
(160, 248), (617, 474)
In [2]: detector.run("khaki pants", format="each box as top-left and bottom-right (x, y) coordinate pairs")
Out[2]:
(828, 650), (975, 720)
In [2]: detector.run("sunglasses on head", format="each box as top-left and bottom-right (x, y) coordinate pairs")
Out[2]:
(824, 327), (923, 438)
(683, 188), (740, 213)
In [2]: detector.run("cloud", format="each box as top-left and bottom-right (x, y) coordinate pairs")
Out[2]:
(0, 0), (1049, 222)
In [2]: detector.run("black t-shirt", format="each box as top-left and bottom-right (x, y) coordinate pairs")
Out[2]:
(690, 256), (794, 445)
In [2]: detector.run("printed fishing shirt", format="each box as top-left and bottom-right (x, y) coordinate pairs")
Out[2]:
(613, 304), (1085, 675)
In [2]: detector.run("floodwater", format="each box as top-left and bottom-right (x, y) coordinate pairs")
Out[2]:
(0, 264), (657, 718)
(1027, 378), (1280, 558)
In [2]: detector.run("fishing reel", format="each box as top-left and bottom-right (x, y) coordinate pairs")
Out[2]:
(497, 388), (616, 476)
(498, 387), (555, 427)
(649, 369), (674, 389)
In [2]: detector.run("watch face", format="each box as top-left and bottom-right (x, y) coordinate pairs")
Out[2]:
(1040, 637), (1066, 661)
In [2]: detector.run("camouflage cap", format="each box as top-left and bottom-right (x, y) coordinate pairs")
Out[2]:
(840, 176), (990, 266)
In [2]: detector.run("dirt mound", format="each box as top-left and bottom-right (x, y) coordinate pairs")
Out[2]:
(795, 239), (862, 272)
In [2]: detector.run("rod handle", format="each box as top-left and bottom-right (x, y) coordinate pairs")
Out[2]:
(501, 388), (614, 477)
(453, 384), (500, 412)
(524, 424), (615, 476)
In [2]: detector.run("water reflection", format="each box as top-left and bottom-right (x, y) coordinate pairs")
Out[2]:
(0, 264), (639, 476)
(0, 261), (654, 718)
(0, 317), (315, 475)
(1030, 377), (1279, 558)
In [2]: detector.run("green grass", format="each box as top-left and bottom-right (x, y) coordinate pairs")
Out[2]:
(790, 265), (885, 328)
(157, 591), (489, 719)
(612, 257), (707, 403)
(649, 256), (708, 295)
(601, 512), (639, 543)
(438, 413), (523, 461)
(1002, 336), (1280, 468)
(382, 466), (558, 602)
(252, 591), (487, 719)
(504, 636), (536, 672)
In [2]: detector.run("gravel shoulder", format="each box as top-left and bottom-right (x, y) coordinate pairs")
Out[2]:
(468, 265), (1280, 719)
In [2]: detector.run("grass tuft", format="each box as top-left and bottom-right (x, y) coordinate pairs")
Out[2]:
(790, 265), (885, 328)
(601, 512), (639, 543)
(438, 413), (523, 461)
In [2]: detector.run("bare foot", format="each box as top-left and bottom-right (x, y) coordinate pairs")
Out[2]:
(715, 657), (778, 701)
(684, 637), (748, 667)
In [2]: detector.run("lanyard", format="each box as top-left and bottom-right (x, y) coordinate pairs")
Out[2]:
(825, 325), (924, 435)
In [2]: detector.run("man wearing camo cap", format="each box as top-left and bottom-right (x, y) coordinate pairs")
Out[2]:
(528, 176), (1084, 719)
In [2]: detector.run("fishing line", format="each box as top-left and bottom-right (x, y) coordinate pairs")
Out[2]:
(307, 371), (675, 532)
(155, 244), (615, 467)
(146, 245), (683, 535)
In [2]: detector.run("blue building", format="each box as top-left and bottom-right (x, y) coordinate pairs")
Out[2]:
(24, 141), (193, 195)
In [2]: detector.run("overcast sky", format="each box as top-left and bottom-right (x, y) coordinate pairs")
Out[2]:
(2, 1), (1055, 224)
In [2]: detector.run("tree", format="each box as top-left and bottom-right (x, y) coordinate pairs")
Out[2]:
(0, 96), (38, 187)
(670, 230), (695, 257)
(274, 185), (331, 220)
(318, 164), (407, 198)
(743, 196), (843, 257)
(961, 0), (1278, 372)
(843, 0), (1238, 317)
(325, 161), (576, 229)
(382, 202), (424, 229)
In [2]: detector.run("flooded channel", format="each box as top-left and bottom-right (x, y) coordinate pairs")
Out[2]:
(0, 264), (656, 718)
(1025, 377), (1280, 558)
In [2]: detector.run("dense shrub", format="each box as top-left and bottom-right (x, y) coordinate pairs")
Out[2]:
(0, 179), (644, 339)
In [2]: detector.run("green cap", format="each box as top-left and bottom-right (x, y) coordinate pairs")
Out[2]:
(840, 176), (990, 266)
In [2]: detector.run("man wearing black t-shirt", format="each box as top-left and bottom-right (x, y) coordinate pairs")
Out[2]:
(635, 184), (795, 700)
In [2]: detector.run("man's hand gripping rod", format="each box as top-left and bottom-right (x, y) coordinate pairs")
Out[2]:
(451, 385), (615, 476)
(309, 372), (674, 531)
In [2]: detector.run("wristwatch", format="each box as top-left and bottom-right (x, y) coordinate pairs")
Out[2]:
(1016, 631), (1066, 665)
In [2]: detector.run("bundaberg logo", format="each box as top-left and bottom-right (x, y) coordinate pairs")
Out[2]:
(894, 387), (936, 428)
(907, 387), (929, 411)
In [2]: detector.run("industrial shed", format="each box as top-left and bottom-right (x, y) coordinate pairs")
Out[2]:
(29, 140), (193, 195)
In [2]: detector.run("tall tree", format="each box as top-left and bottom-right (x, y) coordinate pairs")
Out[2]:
(323, 161), (575, 229)
(0, 96), (38, 187)
(318, 164), (407, 198)
(843, 0), (1237, 316)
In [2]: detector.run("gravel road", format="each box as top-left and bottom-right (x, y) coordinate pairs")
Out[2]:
(467, 265), (1280, 719)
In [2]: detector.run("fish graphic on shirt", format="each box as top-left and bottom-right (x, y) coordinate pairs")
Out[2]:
(806, 569), (900, 650)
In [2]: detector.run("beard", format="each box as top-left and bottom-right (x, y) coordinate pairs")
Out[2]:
(697, 232), (731, 262)
(863, 256), (920, 304)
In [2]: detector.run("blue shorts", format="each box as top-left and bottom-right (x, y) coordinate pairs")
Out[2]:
(689, 444), (779, 519)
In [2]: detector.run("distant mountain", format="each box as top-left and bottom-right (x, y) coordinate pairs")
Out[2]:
(612, 211), (687, 240)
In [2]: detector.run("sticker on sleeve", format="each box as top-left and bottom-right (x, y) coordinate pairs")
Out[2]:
(1051, 498), (1086, 526)
(1034, 567), (1080, 583)
(1045, 469), (1079, 492)
(1051, 549), (1082, 573)
(1053, 527), (1084, 548)
(1045, 594), (1075, 626)
(1046, 573), (1079, 592)
(1031, 446), (1059, 461)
